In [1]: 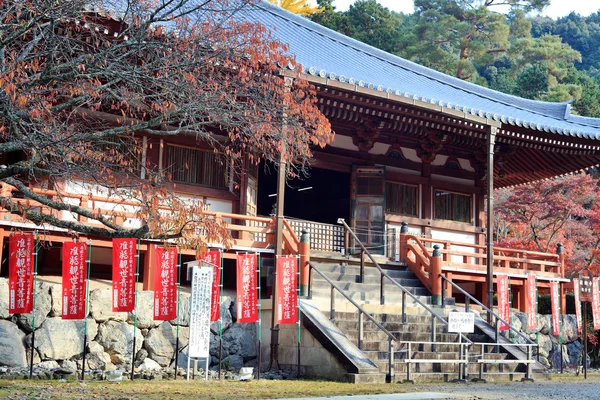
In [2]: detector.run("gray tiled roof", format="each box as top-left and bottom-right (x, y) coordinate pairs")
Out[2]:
(243, 2), (600, 140)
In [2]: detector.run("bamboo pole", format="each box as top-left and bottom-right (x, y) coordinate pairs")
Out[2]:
(29, 233), (39, 379)
(131, 239), (141, 380)
(174, 249), (182, 380)
(81, 241), (92, 381)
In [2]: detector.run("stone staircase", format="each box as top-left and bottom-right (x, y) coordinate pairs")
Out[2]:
(304, 259), (541, 382)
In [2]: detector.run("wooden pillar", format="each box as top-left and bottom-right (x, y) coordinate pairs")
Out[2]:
(143, 244), (156, 291)
(445, 272), (453, 299)
(399, 222), (408, 263)
(516, 281), (526, 312)
(486, 125), (497, 322)
(479, 282), (487, 307)
(0, 229), (4, 276)
(299, 229), (310, 296)
(430, 245), (442, 306)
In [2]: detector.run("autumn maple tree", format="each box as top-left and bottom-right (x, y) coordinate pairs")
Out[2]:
(0, 0), (333, 251)
(495, 173), (600, 275)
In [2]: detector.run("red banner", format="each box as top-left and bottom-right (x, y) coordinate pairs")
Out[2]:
(276, 256), (298, 325)
(526, 274), (537, 330)
(8, 233), (35, 314)
(236, 253), (258, 323)
(497, 274), (510, 331)
(592, 277), (600, 330)
(200, 250), (222, 322)
(112, 238), (137, 312)
(154, 247), (178, 321)
(551, 281), (561, 335)
(62, 242), (88, 320)
(574, 279), (582, 333)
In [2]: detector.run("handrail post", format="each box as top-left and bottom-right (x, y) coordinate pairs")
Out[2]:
(405, 342), (413, 383)
(388, 339), (395, 383)
(463, 343), (469, 380)
(465, 297), (470, 313)
(299, 229), (310, 296)
(431, 317), (437, 352)
(380, 273), (385, 305)
(479, 345), (485, 382)
(401, 291), (407, 324)
(399, 222), (408, 263)
(358, 311), (364, 350)
(307, 264), (313, 299)
(330, 285), (335, 321)
(523, 345), (534, 382)
(458, 342), (464, 381)
(495, 320), (500, 353)
(431, 245), (442, 306)
(359, 249), (365, 284)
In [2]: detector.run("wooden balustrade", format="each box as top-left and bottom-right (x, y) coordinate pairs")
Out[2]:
(286, 218), (344, 253)
(0, 183), (275, 250)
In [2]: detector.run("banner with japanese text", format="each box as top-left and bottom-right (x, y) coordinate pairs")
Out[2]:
(276, 256), (298, 325)
(112, 238), (137, 312)
(573, 279), (582, 333)
(497, 274), (510, 331)
(154, 247), (178, 321)
(8, 233), (35, 314)
(236, 253), (258, 323)
(62, 242), (88, 320)
(526, 274), (537, 330)
(551, 281), (561, 335)
(188, 264), (213, 358)
(200, 250), (221, 322)
(592, 277), (600, 330)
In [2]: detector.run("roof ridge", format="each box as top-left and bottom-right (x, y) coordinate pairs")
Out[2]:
(254, 1), (573, 122)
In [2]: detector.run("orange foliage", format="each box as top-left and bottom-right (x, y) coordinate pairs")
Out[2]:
(0, 0), (333, 253)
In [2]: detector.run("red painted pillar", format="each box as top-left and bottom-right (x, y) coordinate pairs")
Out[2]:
(557, 243), (566, 314)
(431, 245), (442, 306)
(399, 222), (408, 263)
(299, 229), (310, 296)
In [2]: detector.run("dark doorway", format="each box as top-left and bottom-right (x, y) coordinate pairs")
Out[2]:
(257, 161), (351, 224)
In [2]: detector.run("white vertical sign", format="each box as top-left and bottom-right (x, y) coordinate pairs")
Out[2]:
(188, 263), (213, 358)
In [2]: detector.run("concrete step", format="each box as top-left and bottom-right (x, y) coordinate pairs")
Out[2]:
(311, 280), (430, 297)
(310, 286), (431, 304)
(387, 371), (537, 383)
(348, 331), (461, 343)
(334, 311), (438, 324)
(361, 341), (465, 353)
(305, 298), (435, 315)
(334, 320), (449, 334)
(314, 270), (423, 287)
(312, 262), (413, 278)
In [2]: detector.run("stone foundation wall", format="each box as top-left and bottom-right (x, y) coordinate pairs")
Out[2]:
(0, 277), (585, 379)
(499, 311), (582, 369)
(0, 279), (258, 377)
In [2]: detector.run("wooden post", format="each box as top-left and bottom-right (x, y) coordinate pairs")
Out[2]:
(399, 222), (408, 263)
(557, 243), (566, 314)
(431, 245), (442, 306)
(486, 125), (497, 323)
(0, 229), (4, 276)
(142, 244), (156, 291)
(299, 229), (310, 296)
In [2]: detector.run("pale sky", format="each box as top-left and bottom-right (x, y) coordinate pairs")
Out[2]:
(331, 0), (600, 19)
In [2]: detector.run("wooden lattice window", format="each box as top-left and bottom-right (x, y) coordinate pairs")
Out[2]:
(434, 190), (472, 223)
(165, 144), (228, 189)
(385, 182), (418, 216)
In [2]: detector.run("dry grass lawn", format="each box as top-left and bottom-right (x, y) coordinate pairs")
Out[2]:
(2, 373), (600, 399)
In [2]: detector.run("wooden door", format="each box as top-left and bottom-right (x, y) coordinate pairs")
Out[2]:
(351, 166), (386, 255)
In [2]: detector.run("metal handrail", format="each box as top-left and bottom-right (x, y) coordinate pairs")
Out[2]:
(439, 274), (535, 346)
(336, 218), (472, 345)
(307, 261), (396, 382)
